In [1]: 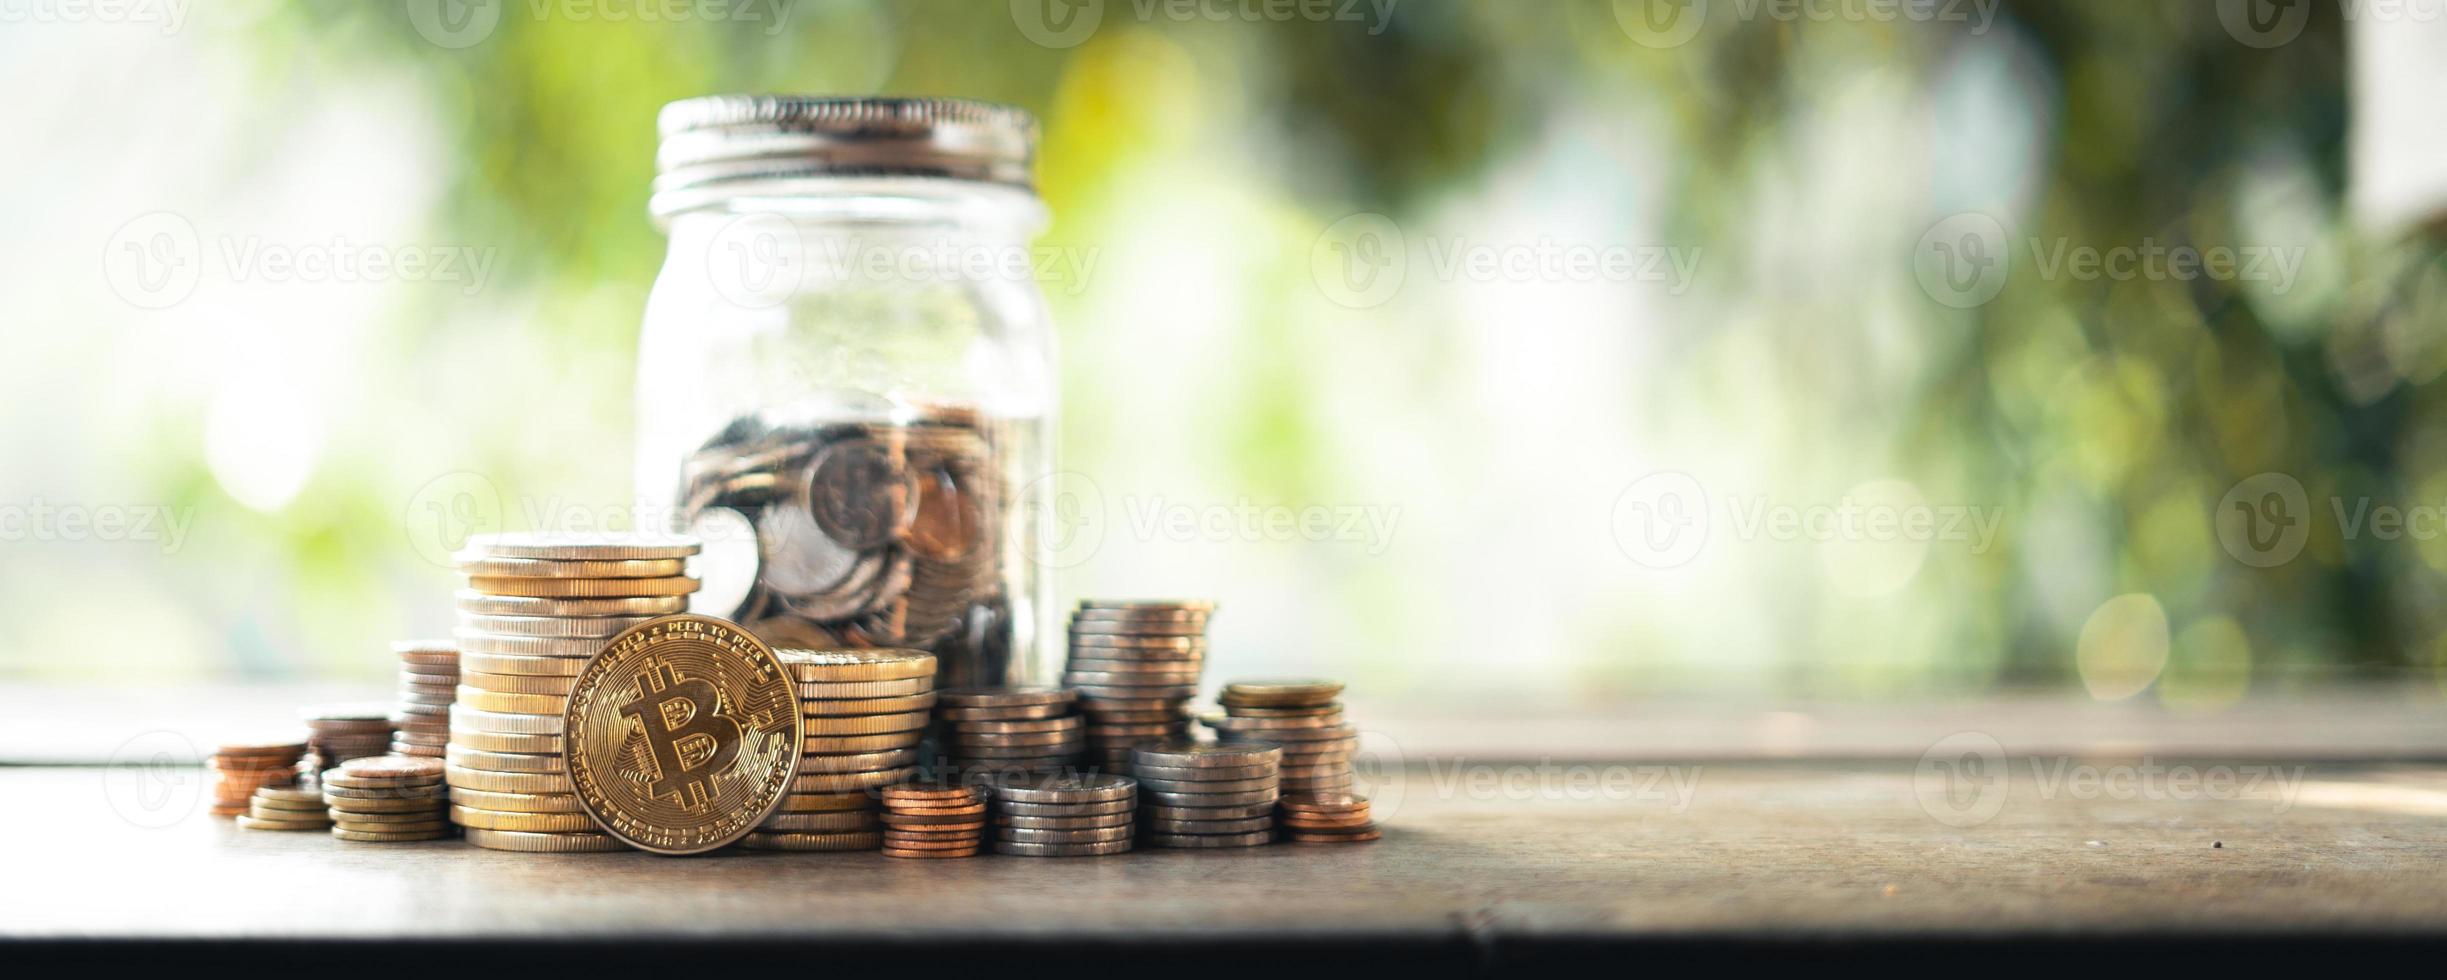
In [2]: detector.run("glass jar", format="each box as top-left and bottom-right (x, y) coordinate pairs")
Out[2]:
(635, 96), (1055, 689)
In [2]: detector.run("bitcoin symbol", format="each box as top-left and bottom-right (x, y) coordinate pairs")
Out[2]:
(620, 661), (742, 809)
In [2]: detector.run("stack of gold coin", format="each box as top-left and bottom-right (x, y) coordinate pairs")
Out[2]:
(1200, 679), (1356, 798)
(237, 783), (331, 832)
(390, 639), (458, 757)
(1131, 740), (1280, 849)
(208, 737), (307, 818)
(878, 782), (986, 858)
(741, 647), (934, 851)
(1065, 600), (1212, 773)
(322, 755), (450, 842)
(986, 773), (1137, 856)
(300, 704), (395, 768)
(934, 687), (1081, 780)
(1275, 794), (1379, 844)
(446, 533), (697, 853)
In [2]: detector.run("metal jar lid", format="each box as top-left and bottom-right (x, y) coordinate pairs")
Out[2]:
(651, 95), (1038, 218)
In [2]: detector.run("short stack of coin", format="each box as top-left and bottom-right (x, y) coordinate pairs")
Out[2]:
(1066, 600), (1213, 773)
(237, 783), (332, 832)
(1201, 679), (1356, 798)
(878, 783), (986, 858)
(322, 755), (450, 842)
(987, 773), (1137, 857)
(208, 737), (307, 818)
(933, 687), (1082, 780)
(1275, 794), (1380, 844)
(1131, 740), (1280, 849)
(742, 648), (936, 852)
(389, 639), (458, 757)
(300, 704), (395, 769)
(447, 533), (696, 853)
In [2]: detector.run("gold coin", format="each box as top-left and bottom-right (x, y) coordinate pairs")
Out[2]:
(799, 692), (937, 716)
(449, 806), (599, 833)
(790, 767), (916, 793)
(772, 791), (875, 812)
(882, 846), (980, 859)
(447, 730), (564, 754)
(797, 677), (935, 700)
(801, 732), (926, 753)
(459, 533), (701, 561)
(449, 787), (585, 813)
(322, 795), (445, 815)
(450, 706), (564, 735)
(456, 688), (566, 714)
(454, 633), (609, 658)
(455, 590), (689, 617)
(465, 575), (701, 598)
(737, 830), (883, 852)
(459, 671), (576, 695)
(759, 810), (882, 832)
(331, 828), (452, 843)
(463, 828), (628, 852)
(801, 711), (930, 736)
(797, 748), (918, 773)
(444, 765), (575, 795)
(456, 614), (657, 639)
(775, 648), (936, 682)
(456, 557), (686, 579)
(446, 746), (564, 774)
(236, 815), (329, 831)
(461, 652), (590, 677)
(564, 615), (801, 856)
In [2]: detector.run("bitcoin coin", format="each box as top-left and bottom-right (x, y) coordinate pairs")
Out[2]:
(564, 615), (801, 855)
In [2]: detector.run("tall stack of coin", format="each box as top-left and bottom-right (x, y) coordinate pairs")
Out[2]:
(1275, 794), (1380, 844)
(322, 755), (450, 842)
(1201, 679), (1356, 798)
(209, 737), (307, 818)
(878, 783), (986, 858)
(742, 647), (936, 851)
(300, 704), (395, 769)
(986, 773), (1137, 857)
(1065, 600), (1213, 773)
(1131, 740), (1280, 849)
(933, 687), (1081, 780)
(236, 783), (331, 832)
(446, 533), (697, 853)
(390, 640), (458, 757)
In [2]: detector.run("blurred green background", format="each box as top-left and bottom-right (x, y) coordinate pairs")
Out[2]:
(1, 0), (2440, 715)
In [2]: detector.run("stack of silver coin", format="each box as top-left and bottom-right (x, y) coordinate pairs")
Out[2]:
(445, 532), (698, 853)
(986, 773), (1137, 857)
(742, 648), (935, 852)
(932, 686), (1082, 780)
(1200, 679), (1356, 798)
(1131, 740), (1280, 848)
(389, 639), (458, 757)
(1065, 600), (1213, 773)
(300, 703), (395, 768)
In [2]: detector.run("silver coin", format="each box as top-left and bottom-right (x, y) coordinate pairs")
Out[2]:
(985, 774), (1136, 804)
(995, 799), (1135, 817)
(1139, 801), (1280, 821)
(1068, 621), (1206, 637)
(1070, 684), (1199, 700)
(938, 686), (1076, 708)
(991, 839), (1134, 857)
(1131, 740), (1282, 768)
(991, 813), (1135, 830)
(682, 505), (760, 619)
(995, 825), (1132, 844)
(1075, 599), (1216, 613)
(458, 532), (701, 560)
(1140, 816), (1274, 835)
(754, 503), (862, 597)
(1132, 775), (1280, 795)
(1121, 763), (1276, 782)
(1141, 788), (1279, 808)
(1141, 831), (1273, 848)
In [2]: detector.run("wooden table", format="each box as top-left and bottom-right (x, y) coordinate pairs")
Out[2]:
(11, 757), (2447, 970)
